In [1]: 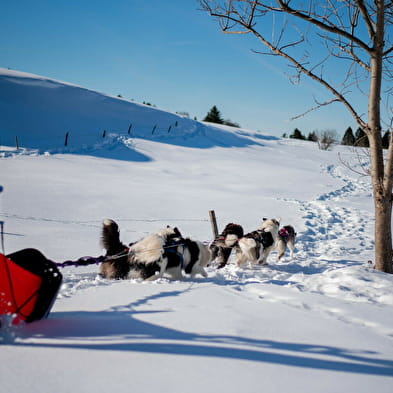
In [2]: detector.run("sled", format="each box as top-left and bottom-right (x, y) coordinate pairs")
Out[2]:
(0, 248), (63, 324)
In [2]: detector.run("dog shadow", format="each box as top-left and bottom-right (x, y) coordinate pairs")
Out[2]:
(6, 289), (393, 377)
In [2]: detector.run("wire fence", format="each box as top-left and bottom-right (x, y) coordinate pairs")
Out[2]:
(0, 211), (217, 244)
(3, 118), (197, 152)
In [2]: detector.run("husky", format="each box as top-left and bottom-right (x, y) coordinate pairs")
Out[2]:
(235, 218), (280, 268)
(99, 219), (210, 280)
(276, 225), (296, 261)
(176, 238), (211, 279)
(210, 223), (244, 268)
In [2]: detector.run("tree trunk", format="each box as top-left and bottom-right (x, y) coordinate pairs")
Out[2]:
(374, 197), (393, 273)
(368, 0), (392, 273)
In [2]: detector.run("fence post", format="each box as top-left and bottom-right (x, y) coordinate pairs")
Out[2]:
(209, 210), (218, 238)
(152, 124), (157, 134)
(168, 125), (172, 133)
(128, 123), (132, 135)
(64, 132), (69, 147)
(15, 136), (19, 150)
(102, 130), (106, 138)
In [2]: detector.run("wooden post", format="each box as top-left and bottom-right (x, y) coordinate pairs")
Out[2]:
(15, 136), (19, 150)
(168, 125), (172, 133)
(209, 210), (218, 238)
(102, 130), (106, 138)
(128, 123), (132, 135)
(152, 125), (157, 134)
(64, 132), (69, 147)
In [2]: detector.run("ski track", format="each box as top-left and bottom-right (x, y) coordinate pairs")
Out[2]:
(53, 162), (392, 338)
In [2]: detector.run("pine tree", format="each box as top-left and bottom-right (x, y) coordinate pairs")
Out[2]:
(341, 127), (355, 146)
(290, 128), (306, 140)
(203, 106), (224, 124)
(355, 127), (369, 147)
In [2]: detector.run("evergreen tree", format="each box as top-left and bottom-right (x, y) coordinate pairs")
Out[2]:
(203, 105), (224, 124)
(355, 127), (369, 147)
(341, 127), (355, 146)
(307, 131), (318, 142)
(290, 128), (306, 140)
(382, 131), (390, 149)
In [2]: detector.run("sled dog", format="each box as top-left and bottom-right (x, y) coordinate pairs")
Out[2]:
(210, 223), (244, 268)
(99, 219), (210, 280)
(276, 225), (296, 261)
(235, 218), (280, 268)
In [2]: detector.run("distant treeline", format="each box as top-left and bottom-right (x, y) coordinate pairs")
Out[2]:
(283, 127), (390, 149)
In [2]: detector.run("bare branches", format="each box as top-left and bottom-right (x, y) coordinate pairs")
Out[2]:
(198, 0), (393, 130)
(354, 0), (376, 39)
(290, 98), (340, 120)
(338, 148), (371, 177)
(274, 0), (373, 53)
(199, 0), (369, 128)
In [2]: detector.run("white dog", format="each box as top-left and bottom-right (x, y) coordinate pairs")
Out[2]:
(235, 218), (280, 268)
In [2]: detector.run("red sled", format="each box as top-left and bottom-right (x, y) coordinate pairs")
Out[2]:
(0, 248), (63, 324)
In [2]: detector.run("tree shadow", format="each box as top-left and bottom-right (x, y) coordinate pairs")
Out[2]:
(7, 290), (393, 377)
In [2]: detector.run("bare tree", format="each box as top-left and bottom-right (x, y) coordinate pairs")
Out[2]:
(199, 0), (393, 273)
(316, 129), (338, 150)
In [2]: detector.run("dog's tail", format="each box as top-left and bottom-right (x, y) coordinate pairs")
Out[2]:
(222, 223), (244, 247)
(101, 219), (127, 256)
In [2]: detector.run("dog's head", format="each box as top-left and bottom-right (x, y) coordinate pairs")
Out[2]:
(260, 218), (280, 234)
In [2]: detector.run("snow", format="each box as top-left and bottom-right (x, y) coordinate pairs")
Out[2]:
(1, 67), (392, 392)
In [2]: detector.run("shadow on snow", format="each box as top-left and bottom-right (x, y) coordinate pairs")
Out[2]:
(7, 289), (393, 377)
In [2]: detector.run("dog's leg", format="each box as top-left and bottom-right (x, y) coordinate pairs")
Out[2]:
(238, 239), (257, 268)
(235, 249), (247, 267)
(191, 265), (208, 278)
(259, 246), (272, 265)
(166, 266), (184, 280)
(210, 244), (219, 262)
(288, 240), (295, 260)
(217, 247), (232, 269)
(145, 257), (168, 281)
(276, 239), (286, 262)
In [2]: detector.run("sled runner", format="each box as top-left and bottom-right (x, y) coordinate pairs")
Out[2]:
(0, 248), (63, 324)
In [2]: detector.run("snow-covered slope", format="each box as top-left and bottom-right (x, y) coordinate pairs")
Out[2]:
(1, 68), (392, 393)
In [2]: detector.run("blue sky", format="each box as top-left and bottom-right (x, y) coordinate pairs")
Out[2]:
(1, 0), (361, 137)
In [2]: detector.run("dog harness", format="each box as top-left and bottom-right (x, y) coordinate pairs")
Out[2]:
(278, 227), (289, 239)
(245, 230), (274, 248)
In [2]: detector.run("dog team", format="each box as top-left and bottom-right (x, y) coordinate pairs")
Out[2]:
(99, 218), (296, 281)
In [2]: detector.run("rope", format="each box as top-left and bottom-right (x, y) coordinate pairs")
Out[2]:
(52, 255), (107, 268)
(52, 242), (191, 269)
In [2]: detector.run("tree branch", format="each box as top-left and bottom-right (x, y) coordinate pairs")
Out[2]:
(274, 0), (373, 53)
(353, 0), (376, 40)
(290, 98), (340, 120)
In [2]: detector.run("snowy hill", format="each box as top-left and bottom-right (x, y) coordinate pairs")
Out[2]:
(1, 68), (393, 393)
(0, 68), (260, 154)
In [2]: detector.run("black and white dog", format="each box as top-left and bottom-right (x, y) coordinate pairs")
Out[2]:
(235, 218), (280, 268)
(210, 223), (244, 268)
(99, 219), (210, 280)
(276, 225), (296, 261)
